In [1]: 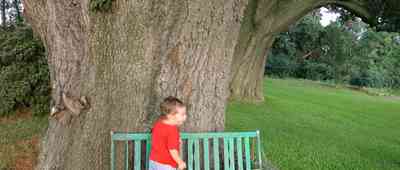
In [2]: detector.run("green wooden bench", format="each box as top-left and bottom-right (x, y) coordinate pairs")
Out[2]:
(111, 130), (264, 170)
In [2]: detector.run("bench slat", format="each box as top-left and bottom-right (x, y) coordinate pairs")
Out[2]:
(229, 138), (235, 170)
(182, 131), (257, 138)
(188, 139), (194, 170)
(236, 138), (243, 170)
(125, 141), (129, 170)
(203, 138), (209, 170)
(257, 131), (262, 169)
(194, 139), (200, 170)
(244, 137), (251, 170)
(213, 138), (220, 170)
(111, 131), (257, 141)
(111, 139), (115, 170)
(223, 138), (229, 170)
(134, 140), (141, 170)
(145, 139), (151, 170)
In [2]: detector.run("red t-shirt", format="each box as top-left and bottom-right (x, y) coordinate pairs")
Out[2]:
(149, 119), (180, 168)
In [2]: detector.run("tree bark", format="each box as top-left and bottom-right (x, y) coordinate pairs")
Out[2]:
(13, 0), (21, 23)
(229, 0), (323, 102)
(1, 0), (6, 26)
(24, 0), (247, 169)
(228, 0), (372, 102)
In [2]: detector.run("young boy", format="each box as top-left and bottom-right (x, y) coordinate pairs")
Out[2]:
(149, 96), (187, 170)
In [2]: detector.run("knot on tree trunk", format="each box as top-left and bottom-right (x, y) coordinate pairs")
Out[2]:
(50, 92), (90, 125)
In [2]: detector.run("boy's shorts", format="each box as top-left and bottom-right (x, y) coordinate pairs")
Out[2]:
(149, 160), (177, 170)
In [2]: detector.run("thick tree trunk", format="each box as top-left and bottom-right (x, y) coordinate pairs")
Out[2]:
(23, 0), (247, 169)
(228, 0), (371, 102)
(229, 31), (275, 102)
(229, 0), (323, 102)
(1, 0), (6, 26)
(13, 0), (21, 23)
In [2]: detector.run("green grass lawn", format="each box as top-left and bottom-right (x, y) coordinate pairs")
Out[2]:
(0, 115), (47, 169)
(226, 78), (400, 170)
(393, 89), (400, 96)
(1, 78), (398, 169)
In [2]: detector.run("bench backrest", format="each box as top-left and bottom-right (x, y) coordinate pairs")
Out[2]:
(111, 130), (263, 170)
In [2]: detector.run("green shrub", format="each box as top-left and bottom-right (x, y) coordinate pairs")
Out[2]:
(265, 53), (297, 78)
(296, 60), (334, 81)
(0, 25), (50, 116)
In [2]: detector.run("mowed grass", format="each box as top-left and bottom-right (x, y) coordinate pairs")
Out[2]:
(393, 89), (400, 96)
(1, 78), (398, 169)
(226, 78), (400, 170)
(0, 113), (48, 169)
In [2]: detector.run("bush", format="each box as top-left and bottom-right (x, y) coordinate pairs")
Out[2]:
(349, 66), (393, 88)
(0, 25), (50, 116)
(295, 60), (334, 81)
(265, 53), (297, 78)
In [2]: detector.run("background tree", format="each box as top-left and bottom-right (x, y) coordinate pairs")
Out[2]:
(1, 0), (8, 27)
(229, 0), (400, 102)
(0, 0), (22, 27)
(9, 0), (21, 23)
(349, 29), (400, 88)
(266, 11), (400, 90)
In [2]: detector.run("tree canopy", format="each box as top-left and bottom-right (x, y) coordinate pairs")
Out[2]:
(330, 0), (400, 32)
(267, 12), (400, 89)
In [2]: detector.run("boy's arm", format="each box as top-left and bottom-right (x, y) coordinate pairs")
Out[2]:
(167, 129), (185, 169)
(168, 149), (184, 165)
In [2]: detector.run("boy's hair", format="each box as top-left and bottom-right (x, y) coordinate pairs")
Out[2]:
(160, 96), (185, 116)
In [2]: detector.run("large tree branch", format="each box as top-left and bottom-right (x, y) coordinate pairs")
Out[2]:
(251, 0), (373, 36)
(271, 0), (323, 34)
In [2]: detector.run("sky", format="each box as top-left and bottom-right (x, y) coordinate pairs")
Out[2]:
(319, 7), (340, 27)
